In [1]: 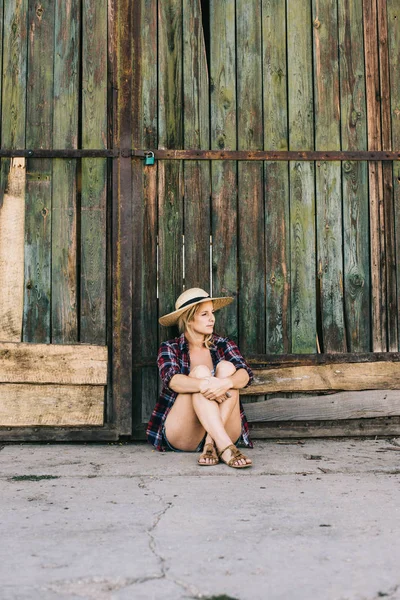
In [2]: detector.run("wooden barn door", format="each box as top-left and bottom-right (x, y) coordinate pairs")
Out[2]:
(0, 0), (117, 440)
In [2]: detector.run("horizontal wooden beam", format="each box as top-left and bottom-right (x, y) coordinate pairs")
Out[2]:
(246, 361), (400, 394)
(0, 343), (108, 384)
(0, 425), (118, 442)
(244, 389), (400, 421)
(0, 384), (104, 426)
(1, 149), (400, 161)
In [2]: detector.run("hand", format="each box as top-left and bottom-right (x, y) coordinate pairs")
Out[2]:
(199, 377), (233, 402)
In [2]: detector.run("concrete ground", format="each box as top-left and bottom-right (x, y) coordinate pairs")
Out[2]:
(1, 439), (400, 600)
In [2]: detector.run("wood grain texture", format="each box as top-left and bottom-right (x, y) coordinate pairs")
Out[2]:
(263, 0), (290, 353)
(81, 0), (107, 344)
(24, 0), (55, 343)
(0, 426), (118, 442)
(244, 390), (400, 421)
(183, 0), (210, 290)
(338, 0), (370, 351)
(0, 384), (104, 426)
(158, 0), (183, 342)
(247, 361), (400, 394)
(210, 0), (238, 339)
(313, 0), (346, 352)
(52, 0), (80, 343)
(236, 0), (265, 355)
(287, 0), (316, 353)
(249, 417), (400, 438)
(0, 342), (107, 384)
(0, 159), (26, 341)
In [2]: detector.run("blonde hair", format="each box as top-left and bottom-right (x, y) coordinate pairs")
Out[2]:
(178, 303), (214, 349)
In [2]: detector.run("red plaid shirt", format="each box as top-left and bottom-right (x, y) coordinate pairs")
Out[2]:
(146, 332), (254, 451)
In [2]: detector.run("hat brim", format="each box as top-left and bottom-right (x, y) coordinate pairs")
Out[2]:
(159, 296), (233, 327)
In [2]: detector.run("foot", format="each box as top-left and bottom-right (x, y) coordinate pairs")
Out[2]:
(218, 444), (252, 468)
(198, 442), (219, 466)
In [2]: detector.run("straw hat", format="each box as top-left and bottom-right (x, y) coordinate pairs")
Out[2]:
(159, 288), (233, 326)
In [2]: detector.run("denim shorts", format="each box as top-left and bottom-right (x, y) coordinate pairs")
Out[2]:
(162, 426), (205, 452)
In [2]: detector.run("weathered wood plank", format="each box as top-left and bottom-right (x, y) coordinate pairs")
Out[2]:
(247, 351), (400, 366)
(363, 0), (386, 351)
(247, 362), (400, 394)
(244, 390), (400, 421)
(0, 427), (118, 442)
(249, 417), (400, 438)
(158, 0), (183, 342)
(0, 343), (107, 385)
(0, 159), (26, 341)
(287, 0), (316, 353)
(313, 0), (346, 353)
(52, 0), (80, 343)
(0, 384), (104, 426)
(236, 0), (264, 355)
(81, 0), (107, 344)
(338, 0), (370, 351)
(263, 0), (290, 354)
(183, 0), (210, 289)
(210, 0), (238, 339)
(0, 0), (3, 138)
(24, 0), (55, 343)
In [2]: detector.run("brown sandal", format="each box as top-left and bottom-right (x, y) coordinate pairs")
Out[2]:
(218, 444), (252, 469)
(198, 443), (219, 466)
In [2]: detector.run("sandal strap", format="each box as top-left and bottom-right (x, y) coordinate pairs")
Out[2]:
(218, 444), (249, 465)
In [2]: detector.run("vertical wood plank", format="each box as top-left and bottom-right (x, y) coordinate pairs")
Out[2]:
(210, 0), (238, 339)
(183, 0), (210, 290)
(338, 0), (370, 352)
(363, 0), (387, 351)
(313, 0), (346, 352)
(158, 0), (183, 342)
(263, 0), (290, 354)
(378, 0), (398, 351)
(81, 0), (107, 344)
(287, 0), (316, 353)
(52, 0), (80, 343)
(236, 0), (265, 355)
(131, 0), (158, 428)
(24, 0), (55, 343)
(387, 0), (400, 348)
(111, 0), (133, 434)
(0, 0), (3, 142)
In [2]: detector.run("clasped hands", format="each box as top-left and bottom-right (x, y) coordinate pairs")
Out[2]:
(199, 376), (234, 403)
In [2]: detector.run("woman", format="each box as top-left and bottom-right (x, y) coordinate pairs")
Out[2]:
(147, 288), (253, 468)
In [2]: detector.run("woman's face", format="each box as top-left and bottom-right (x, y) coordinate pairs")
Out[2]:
(189, 301), (215, 336)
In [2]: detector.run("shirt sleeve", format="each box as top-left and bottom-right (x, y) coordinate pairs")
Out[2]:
(157, 342), (181, 387)
(222, 338), (253, 387)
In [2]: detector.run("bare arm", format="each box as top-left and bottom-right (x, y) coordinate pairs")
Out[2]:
(169, 374), (208, 394)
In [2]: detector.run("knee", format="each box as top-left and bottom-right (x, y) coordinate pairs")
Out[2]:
(215, 360), (236, 377)
(189, 365), (212, 378)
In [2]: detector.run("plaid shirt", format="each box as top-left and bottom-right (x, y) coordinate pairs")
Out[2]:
(146, 332), (254, 451)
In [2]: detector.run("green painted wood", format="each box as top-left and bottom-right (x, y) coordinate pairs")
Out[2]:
(338, 0), (370, 352)
(0, 0), (3, 145)
(81, 0), (107, 344)
(210, 0), (238, 340)
(236, 0), (264, 355)
(52, 0), (80, 343)
(312, 0), (346, 352)
(387, 0), (400, 349)
(158, 0), (183, 342)
(287, 0), (316, 353)
(183, 0), (210, 290)
(24, 0), (55, 343)
(262, 0), (290, 354)
(1, 0), (28, 201)
(131, 0), (159, 426)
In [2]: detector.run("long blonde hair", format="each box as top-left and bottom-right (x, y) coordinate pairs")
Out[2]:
(177, 303), (214, 349)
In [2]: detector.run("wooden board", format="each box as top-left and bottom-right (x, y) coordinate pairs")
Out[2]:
(338, 0), (370, 351)
(0, 384), (104, 426)
(210, 0), (238, 339)
(0, 343), (107, 385)
(52, 0), (80, 343)
(263, 0), (290, 354)
(0, 159), (26, 341)
(0, 427), (118, 442)
(287, 0), (316, 353)
(81, 0), (107, 344)
(244, 389), (400, 421)
(248, 361), (400, 394)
